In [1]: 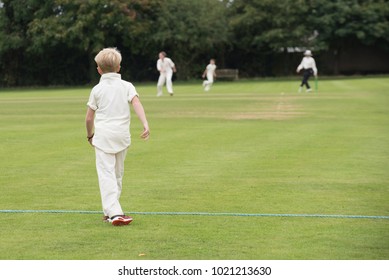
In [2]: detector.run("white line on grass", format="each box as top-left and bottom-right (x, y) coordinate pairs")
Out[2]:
(0, 210), (388, 219)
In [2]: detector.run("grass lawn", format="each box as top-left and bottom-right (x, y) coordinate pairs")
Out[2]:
(0, 76), (388, 259)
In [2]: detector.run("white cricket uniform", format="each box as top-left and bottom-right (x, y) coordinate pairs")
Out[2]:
(203, 64), (217, 91)
(157, 57), (175, 96)
(87, 73), (138, 217)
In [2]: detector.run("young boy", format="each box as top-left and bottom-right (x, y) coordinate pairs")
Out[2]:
(156, 51), (176, 97)
(296, 50), (318, 92)
(202, 59), (217, 91)
(85, 47), (150, 226)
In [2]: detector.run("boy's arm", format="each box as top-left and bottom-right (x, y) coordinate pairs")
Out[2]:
(85, 107), (95, 146)
(170, 59), (177, 73)
(131, 96), (150, 140)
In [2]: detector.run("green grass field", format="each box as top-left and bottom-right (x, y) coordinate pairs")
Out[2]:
(0, 76), (388, 260)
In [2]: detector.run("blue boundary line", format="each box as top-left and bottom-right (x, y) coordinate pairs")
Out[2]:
(0, 209), (388, 219)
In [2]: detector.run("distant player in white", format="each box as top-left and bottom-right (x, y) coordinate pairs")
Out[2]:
(202, 58), (217, 91)
(296, 50), (318, 92)
(156, 51), (176, 97)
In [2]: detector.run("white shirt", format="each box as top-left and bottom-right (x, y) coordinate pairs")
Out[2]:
(297, 56), (318, 75)
(157, 57), (175, 74)
(206, 64), (217, 81)
(87, 73), (138, 153)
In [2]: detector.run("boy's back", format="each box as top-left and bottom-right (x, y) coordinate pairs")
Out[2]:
(88, 73), (138, 153)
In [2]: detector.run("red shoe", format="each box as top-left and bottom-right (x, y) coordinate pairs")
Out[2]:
(110, 215), (133, 226)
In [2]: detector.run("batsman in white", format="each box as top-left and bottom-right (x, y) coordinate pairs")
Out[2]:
(85, 47), (150, 226)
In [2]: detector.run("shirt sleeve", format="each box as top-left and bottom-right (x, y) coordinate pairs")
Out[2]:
(86, 89), (98, 111)
(168, 58), (175, 68)
(127, 83), (139, 102)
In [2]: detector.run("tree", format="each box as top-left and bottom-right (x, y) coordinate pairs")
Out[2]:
(27, 0), (158, 83)
(0, 0), (42, 85)
(151, 0), (230, 79)
(0, 0), (160, 85)
(308, 0), (389, 74)
(1, 0), (388, 85)
(226, 0), (389, 76)
(227, 0), (321, 76)
(25, 0), (229, 82)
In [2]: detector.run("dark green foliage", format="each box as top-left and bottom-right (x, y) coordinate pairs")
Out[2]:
(0, 0), (388, 86)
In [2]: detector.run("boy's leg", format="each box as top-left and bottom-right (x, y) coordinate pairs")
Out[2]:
(305, 74), (311, 90)
(306, 69), (314, 91)
(157, 74), (166, 96)
(206, 75), (214, 90)
(298, 78), (304, 92)
(302, 70), (311, 89)
(166, 72), (174, 94)
(115, 148), (128, 201)
(204, 80), (212, 91)
(95, 148), (124, 218)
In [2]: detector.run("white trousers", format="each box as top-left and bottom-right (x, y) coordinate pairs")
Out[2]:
(157, 71), (173, 95)
(95, 147), (128, 218)
(203, 73), (214, 91)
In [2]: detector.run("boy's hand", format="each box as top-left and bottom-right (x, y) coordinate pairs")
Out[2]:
(87, 133), (94, 147)
(88, 138), (94, 147)
(140, 128), (150, 140)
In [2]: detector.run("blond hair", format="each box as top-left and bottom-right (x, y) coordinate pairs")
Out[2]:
(94, 48), (122, 73)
